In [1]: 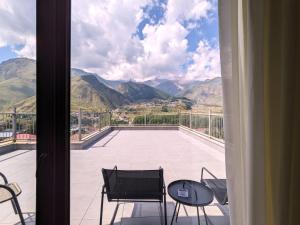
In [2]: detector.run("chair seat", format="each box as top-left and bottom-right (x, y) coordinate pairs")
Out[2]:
(203, 179), (227, 205)
(0, 183), (22, 203)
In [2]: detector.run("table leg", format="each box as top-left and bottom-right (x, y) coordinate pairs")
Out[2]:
(170, 202), (178, 225)
(202, 206), (209, 225)
(197, 206), (201, 225)
(175, 203), (181, 222)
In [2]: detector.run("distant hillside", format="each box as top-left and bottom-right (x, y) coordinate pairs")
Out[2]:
(178, 77), (223, 106)
(144, 79), (183, 96)
(71, 75), (129, 111)
(8, 75), (129, 112)
(0, 58), (36, 111)
(71, 68), (124, 89)
(12, 96), (36, 112)
(0, 57), (223, 112)
(0, 58), (129, 112)
(0, 58), (35, 81)
(117, 81), (170, 102)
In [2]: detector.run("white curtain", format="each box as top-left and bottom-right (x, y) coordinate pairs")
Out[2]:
(219, 0), (300, 225)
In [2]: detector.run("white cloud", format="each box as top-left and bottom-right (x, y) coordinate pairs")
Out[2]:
(166, 0), (212, 23)
(0, 0), (220, 81)
(71, 0), (151, 79)
(0, 0), (36, 58)
(138, 22), (188, 80)
(185, 40), (220, 80)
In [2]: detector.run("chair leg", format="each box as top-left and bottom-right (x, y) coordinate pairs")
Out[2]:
(99, 191), (105, 225)
(109, 203), (120, 225)
(202, 206), (210, 225)
(163, 192), (167, 225)
(159, 202), (164, 225)
(11, 199), (18, 214)
(170, 202), (178, 225)
(12, 197), (25, 225)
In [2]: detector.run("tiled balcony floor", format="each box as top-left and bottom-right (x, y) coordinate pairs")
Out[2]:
(0, 130), (229, 225)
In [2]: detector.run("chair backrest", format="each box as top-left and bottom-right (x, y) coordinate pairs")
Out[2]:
(102, 168), (164, 201)
(201, 167), (228, 205)
(203, 179), (228, 205)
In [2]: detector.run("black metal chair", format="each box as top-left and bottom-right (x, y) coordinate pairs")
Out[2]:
(100, 166), (167, 225)
(201, 167), (228, 205)
(0, 172), (25, 225)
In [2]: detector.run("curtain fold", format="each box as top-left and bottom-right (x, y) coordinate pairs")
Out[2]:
(219, 0), (300, 225)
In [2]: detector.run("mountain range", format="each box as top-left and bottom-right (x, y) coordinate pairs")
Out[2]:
(178, 77), (223, 106)
(0, 58), (223, 112)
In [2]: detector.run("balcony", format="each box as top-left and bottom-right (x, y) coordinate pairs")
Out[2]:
(0, 127), (228, 225)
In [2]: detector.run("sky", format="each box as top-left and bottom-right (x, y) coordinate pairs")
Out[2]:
(0, 0), (220, 82)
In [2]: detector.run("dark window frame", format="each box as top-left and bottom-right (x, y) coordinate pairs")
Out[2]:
(36, 0), (71, 224)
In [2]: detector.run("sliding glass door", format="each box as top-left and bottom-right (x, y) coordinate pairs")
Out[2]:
(0, 1), (37, 224)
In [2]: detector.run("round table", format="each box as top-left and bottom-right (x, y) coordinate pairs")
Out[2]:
(168, 180), (213, 225)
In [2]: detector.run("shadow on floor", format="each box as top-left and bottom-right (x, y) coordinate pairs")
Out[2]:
(14, 212), (35, 225)
(121, 202), (229, 225)
(121, 215), (229, 225)
(13, 203), (229, 225)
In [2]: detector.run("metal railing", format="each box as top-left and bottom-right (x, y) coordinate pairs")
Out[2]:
(70, 109), (111, 141)
(0, 108), (224, 144)
(179, 111), (224, 141)
(1, 108), (111, 144)
(112, 110), (224, 142)
(0, 108), (36, 144)
(131, 113), (179, 126)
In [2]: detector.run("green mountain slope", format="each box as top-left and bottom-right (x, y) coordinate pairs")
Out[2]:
(71, 68), (124, 89)
(0, 58), (36, 111)
(9, 75), (130, 112)
(117, 81), (170, 102)
(0, 58), (130, 112)
(0, 58), (35, 81)
(179, 77), (223, 106)
(12, 96), (36, 112)
(71, 75), (130, 111)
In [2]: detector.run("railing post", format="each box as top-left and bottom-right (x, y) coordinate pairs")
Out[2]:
(109, 112), (112, 126)
(99, 112), (101, 131)
(189, 111), (192, 129)
(208, 109), (211, 138)
(12, 107), (17, 143)
(78, 108), (82, 141)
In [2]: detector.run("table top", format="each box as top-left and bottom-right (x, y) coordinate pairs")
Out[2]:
(167, 180), (214, 207)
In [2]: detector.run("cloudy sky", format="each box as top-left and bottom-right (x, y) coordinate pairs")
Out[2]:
(0, 0), (220, 82)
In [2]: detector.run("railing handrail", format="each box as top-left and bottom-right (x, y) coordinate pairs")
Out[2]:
(0, 112), (36, 116)
(179, 112), (223, 116)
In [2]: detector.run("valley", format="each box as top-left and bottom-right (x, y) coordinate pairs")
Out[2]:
(0, 58), (223, 114)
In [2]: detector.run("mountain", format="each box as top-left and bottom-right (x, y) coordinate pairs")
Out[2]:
(144, 79), (183, 96)
(117, 81), (170, 102)
(0, 58), (36, 111)
(0, 57), (223, 112)
(71, 68), (124, 89)
(178, 77), (223, 106)
(12, 96), (36, 112)
(0, 58), (36, 81)
(155, 80), (183, 96)
(71, 75), (129, 111)
(0, 58), (129, 112)
(10, 75), (129, 112)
